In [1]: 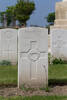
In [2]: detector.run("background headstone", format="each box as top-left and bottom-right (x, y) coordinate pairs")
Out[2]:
(51, 28), (67, 60)
(0, 28), (18, 65)
(50, 0), (67, 61)
(18, 27), (48, 88)
(51, 0), (67, 29)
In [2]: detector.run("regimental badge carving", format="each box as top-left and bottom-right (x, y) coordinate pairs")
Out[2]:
(28, 49), (40, 62)
(20, 41), (40, 62)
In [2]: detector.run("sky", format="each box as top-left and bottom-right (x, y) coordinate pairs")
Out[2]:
(0, 0), (62, 27)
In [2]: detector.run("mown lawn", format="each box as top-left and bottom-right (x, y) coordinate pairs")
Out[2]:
(0, 64), (67, 99)
(49, 64), (67, 85)
(0, 96), (67, 100)
(0, 64), (67, 85)
(0, 65), (17, 85)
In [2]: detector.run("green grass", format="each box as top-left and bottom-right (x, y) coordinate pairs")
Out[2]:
(0, 64), (67, 85)
(0, 63), (67, 86)
(0, 64), (67, 99)
(0, 96), (67, 100)
(0, 65), (17, 85)
(49, 64), (67, 85)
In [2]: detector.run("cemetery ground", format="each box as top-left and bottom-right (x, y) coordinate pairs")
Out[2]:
(0, 63), (67, 99)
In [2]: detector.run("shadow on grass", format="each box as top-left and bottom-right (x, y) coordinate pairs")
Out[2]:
(0, 84), (17, 88)
(49, 79), (67, 86)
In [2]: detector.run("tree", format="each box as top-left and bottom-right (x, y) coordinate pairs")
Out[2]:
(6, 6), (16, 26)
(0, 12), (6, 26)
(0, 6), (16, 27)
(15, 0), (35, 25)
(0, 0), (35, 27)
(46, 12), (55, 25)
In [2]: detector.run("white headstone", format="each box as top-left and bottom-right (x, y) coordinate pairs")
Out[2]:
(51, 28), (67, 60)
(0, 28), (18, 65)
(18, 27), (48, 88)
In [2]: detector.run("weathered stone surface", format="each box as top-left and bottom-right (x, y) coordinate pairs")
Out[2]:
(54, 1), (67, 26)
(18, 27), (48, 88)
(55, 2), (67, 20)
(0, 28), (18, 65)
(50, 0), (67, 60)
(50, 28), (67, 60)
